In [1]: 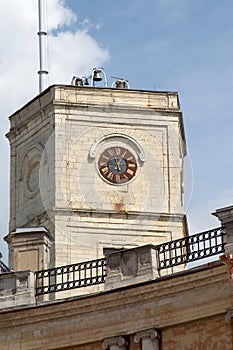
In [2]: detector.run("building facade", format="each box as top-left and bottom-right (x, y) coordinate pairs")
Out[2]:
(0, 241), (233, 350)
(1, 83), (233, 350)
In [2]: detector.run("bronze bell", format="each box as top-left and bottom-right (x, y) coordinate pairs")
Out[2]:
(115, 80), (127, 89)
(93, 69), (102, 82)
(74, 77), (83, 86)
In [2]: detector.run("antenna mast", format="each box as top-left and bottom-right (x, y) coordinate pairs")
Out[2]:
(38, 0), (48, 93)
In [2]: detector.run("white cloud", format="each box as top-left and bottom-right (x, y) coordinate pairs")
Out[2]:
(0, 0), (109, 262)
(47, 0), (77, 31)
(48, 30), (109, 83)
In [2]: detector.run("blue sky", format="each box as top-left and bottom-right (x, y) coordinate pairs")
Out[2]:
(65, 0), (233, 227)
(0, 0), (233, 262)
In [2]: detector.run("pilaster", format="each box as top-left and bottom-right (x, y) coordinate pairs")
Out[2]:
(134, 329), (160, 350)
(102, 336), (127, 350)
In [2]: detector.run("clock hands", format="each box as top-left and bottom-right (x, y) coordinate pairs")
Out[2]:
(114, 157), (122, 172)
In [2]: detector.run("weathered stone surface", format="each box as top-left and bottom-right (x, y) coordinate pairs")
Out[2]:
(0, 261), (232, 349)
(6, 85), (187, 277)
(0, 270), (35, 309)
(105, 245), (159, 290)
(4, 227), (52, 272)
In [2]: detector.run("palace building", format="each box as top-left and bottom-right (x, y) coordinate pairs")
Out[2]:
(0, 77), (233, 349)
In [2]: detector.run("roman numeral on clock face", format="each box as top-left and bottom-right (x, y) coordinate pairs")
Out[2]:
(121, 150), (127, 158)
(126, 168), (134, 176)
(115, 174), (121, 182)
(115, 147), (121, 156)
(101, 167), (109, 175)
(107, 172), (114, 180)
(107, 149), (114, 157)
(102, 155), (109, 160)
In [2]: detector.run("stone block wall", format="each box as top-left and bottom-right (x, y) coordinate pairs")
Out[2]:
(0, 259), (232, 349)
(0, 270), (35, 309)
(162, 314), (232, 349)
(6, 85), (187, 270)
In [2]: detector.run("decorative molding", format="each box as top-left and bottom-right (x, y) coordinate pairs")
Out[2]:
(102, 336), (127, 350)
(19, 143), (45, 199)
(89, 133), (145, 162)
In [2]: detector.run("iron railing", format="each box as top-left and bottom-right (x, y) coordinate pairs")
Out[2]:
(0, 259), (10, 273)
(35, 257), (107, 296)
(35, 227), (226, 297)
(157, 227), (225, 270)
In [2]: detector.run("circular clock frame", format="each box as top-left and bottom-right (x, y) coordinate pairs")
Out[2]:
(98, 146), (137, 185)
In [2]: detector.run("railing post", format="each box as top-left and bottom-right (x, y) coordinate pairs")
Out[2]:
(213, 206), (233, 284)
(0, 271), (35, 308)
(104, 245), (159, 290)
(213, 206), (233, 254)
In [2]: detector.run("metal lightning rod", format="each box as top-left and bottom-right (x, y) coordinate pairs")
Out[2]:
(38, 0), (48, 93)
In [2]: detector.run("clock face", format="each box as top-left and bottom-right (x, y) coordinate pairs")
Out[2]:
(98, 146), (137, 184)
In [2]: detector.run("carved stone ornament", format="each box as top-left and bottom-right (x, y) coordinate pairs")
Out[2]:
(134, 328), (160, 343)
(102, 336), (127, 350)
(225, 308), (233, 321)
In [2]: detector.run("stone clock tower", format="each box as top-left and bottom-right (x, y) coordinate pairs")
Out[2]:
(5, 85), (188, 271)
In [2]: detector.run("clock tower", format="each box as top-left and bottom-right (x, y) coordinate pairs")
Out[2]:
(5, 84), (188, 271)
